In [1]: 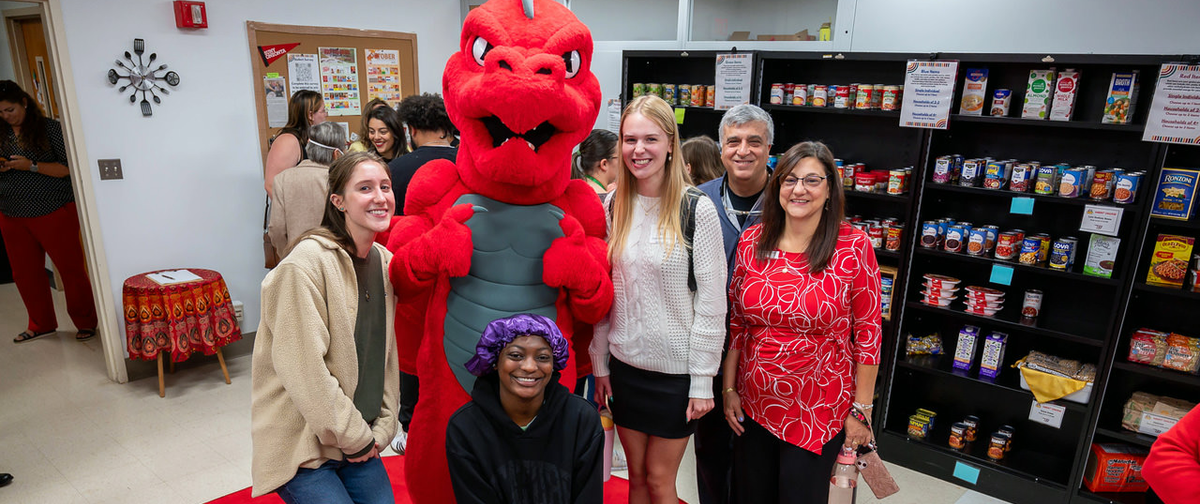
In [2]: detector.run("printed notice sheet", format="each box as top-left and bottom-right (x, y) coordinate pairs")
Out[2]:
(264, 75), (288, 127)
(287, 54), (320, 94)
(1144, 64), (1200, 145)
(319, 47), (361, 116)
(900, 60), (959, 130)
(714, 53), (752, 110)
(365, 49), (403, 108)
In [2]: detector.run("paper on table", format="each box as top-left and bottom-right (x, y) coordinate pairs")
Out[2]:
(146, 269), (202, 286)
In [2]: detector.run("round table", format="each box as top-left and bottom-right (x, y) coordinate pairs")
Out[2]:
(123, 268), (241, 397)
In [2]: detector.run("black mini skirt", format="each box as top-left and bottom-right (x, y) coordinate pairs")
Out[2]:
(608, 357), (696, 439)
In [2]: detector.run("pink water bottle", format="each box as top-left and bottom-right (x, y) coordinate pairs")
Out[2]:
(828, 445), (858, 504)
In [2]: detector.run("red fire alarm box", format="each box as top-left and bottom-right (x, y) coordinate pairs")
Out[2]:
(173, 1), (207, 29)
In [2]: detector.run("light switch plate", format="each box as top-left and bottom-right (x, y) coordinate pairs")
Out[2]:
(98, 159), (123, 180)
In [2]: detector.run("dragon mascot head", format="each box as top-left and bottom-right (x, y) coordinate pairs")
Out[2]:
(386, 1), (612, 502)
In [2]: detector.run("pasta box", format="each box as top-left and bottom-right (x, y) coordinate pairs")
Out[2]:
(1146, 234), (1195, 288)
(1149, 167), (1200, 220)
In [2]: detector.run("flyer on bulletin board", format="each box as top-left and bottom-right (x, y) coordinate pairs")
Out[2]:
(365, 49), (403, 108)
(1143, 64), (1200, 145)
(318, 47), (361, 116)
(264, 75), (288, 127)
(899, 60), (959, 130)
(714, 52), (752, 110)
(287, 54), (320, 94)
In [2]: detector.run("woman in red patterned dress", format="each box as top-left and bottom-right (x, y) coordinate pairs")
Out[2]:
(721, 141), (881, 503)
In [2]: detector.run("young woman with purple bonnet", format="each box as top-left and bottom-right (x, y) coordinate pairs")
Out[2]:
(446, 314), (604, 504)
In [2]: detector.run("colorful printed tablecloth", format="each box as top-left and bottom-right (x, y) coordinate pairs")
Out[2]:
(123, 269), (241, 362)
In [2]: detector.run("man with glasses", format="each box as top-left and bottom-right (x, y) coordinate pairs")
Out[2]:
(694, 103), (774, 504)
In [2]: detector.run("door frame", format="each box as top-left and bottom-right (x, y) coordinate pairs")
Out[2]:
(9, 0), (126, 382)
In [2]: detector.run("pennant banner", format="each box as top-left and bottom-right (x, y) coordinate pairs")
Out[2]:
(259, 43), (300, 66)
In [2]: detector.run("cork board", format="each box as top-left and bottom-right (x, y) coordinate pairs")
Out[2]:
(246, 21), (419, 168)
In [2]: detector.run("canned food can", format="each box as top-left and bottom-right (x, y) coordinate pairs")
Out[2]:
(848, 83), (859, 105)
(1010, 163), (1034, 192)
(983, 161), (1009, 190)
(945, 225), (967, 253)
(812, 85), (828, 107)
(881, 86), (900, 111)
(783, 83), (795, 105)
(840, 159), (854, 187)
(663, 84), (677, 105)
(647, 83), (662, 98)
(1022, 289), (1043, 318)
(1034, 165), (1058, 195)
(984, 226), (999, 253)
(871, 84), (885, 109)
(988, 433), (1009, 460)
(875, 170), (889, 192)
(888, 169), (907, 195)
(678, 84), (691, 106)
(920, 221), (941, 248)
(834, 85), (850, 108)
(1059, 168), (1086, 198)
(961, 159), (984, 187)
(855, 172), (875, 193)
(886, 224), (903, 251)
(966, 227), (989, 256)
(868, 224), (884, 249)
(705, 86), (716, 107)
(991, 89), (1012, 117)
(1019, 237), (1042, 265)
(691, 85), (706, 107)
(996, 231), (1020, 260)
(792, 84), (807, 106)
(1036, 233), (1052, 264)
(632, 83), (646, 98)
(1062, 236), (1078, 267)
(855, 84), (873, 109)
(769, 83), (784, 105)
(1090, 170), (1116, 200)
(1049, 239), (1073, 270)
(1114, 171), (1142, 204)
(933, 156), (953, 184)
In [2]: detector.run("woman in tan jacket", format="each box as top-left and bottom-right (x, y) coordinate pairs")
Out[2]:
(251, 151), (400, 504)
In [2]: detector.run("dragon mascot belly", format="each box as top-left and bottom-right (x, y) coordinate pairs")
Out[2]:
(385, 0), (611, 501)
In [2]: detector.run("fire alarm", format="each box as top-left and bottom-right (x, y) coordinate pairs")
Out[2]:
(173, 1), (207, 29)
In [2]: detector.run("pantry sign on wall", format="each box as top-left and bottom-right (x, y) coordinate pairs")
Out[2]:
(900, 60), (959, 130)
(1143, 64), (1200, 145)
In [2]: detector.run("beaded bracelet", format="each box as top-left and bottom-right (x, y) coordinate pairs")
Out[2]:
(847, 406), (872, 427)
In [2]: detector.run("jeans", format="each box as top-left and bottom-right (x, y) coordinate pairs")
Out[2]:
(277, 457), (395, 504)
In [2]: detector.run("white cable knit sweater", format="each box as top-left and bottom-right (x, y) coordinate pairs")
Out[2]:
(590, 192), (728, 399)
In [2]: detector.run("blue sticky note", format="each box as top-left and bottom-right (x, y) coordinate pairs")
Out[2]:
(1010, 197), (1035, 215)
(953, 461), (980, 485)
(990, 264), (1013, 286)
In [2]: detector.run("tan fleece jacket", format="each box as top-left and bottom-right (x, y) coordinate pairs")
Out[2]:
(250, 234), (399, 497)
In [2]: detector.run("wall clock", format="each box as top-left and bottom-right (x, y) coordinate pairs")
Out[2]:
(107, 38), (181, 116)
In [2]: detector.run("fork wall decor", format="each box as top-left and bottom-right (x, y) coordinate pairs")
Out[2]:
(107, 38), (181, 116)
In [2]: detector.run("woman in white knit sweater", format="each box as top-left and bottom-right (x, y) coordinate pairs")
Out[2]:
(591, 95), (727, 504)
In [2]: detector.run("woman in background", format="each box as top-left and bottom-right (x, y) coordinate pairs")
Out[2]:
(681, 136), (724, 186)
(348, 98), (389, 153)
(365, 105), (406, 163)
(722, 141), (881, 504)
(251, 151), (400, 504)
(0, 80), (97, 344)
(591, 95), (726, 504)
(265, 90), (327, 198)
(267, 122), (346, 258)
(571, 129), (619, 194)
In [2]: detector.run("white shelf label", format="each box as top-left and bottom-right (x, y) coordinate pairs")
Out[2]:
(1029, 400), (1066, 429)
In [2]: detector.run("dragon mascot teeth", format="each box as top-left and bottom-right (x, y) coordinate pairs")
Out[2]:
(385, 0), (612, 501)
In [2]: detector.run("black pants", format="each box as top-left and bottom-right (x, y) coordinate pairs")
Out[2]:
(733, 416), (847, 504)
(695, 378), (733, 504)
(398, 370), (418, 432)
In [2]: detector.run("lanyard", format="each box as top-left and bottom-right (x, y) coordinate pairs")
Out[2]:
(721, 177), (762, 226)
(585, 174), (606, 192)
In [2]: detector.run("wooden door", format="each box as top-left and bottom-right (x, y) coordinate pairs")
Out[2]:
(15, 16), (59, 119)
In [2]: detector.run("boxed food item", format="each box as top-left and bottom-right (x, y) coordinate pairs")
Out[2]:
(1149, 167), (1200, 220)
(959, 68), (988, 116)
(952, 325), (981, 372)
(1122, 391), (1194, 436)
(1102, 71), (1140, 124)
(979, 332), (1008, 379)
(1049, 69), (1080, 121)
(990, 89), (1012, 117)
(1146, 234), (1195, 288)
(1021, 69), (1056, 119)
(1083, 234), (1121, 278)
(1082, 443), (1149, 493)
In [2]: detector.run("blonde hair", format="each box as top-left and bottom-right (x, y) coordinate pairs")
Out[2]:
(608, 95), (693, 262)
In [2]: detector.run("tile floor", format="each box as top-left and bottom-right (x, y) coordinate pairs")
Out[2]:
(0, 282), (1006, 503)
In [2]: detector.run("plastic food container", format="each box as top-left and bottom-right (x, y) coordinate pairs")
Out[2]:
(924, 274), (961, 289)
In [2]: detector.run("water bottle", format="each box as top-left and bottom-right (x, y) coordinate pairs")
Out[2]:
(828, 445), (858, 504)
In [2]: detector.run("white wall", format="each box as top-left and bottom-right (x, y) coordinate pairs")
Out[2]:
(56, 0), (461, 337)
(0, 1), (43, 82)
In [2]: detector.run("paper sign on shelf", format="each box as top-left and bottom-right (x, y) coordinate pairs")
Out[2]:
(989, 264), (1013, 286)
(1080, 205), (1124, 236)
(714, 53), (752, 110)
(606, 99), (621, 133)
(1138, 412), (1180, 436)
(675, 107), (686, 124)
(1029, 400), (1066, 429)
(952, 462), (980, 485)
(899, 60), (959, 130)
(1143, 64), (1200, 145)
(1010, 197), (1035, 215)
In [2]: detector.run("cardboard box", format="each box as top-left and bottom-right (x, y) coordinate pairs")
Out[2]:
(1021, 69), (1056, 119)
(728, 31), (751, 41)
(1049, 69), (1080, 121)
(1150, 167), (1200, 220)
(1146, 234), (1195, 288)
(1102, 71), (1140, 124)
(756, 30), (811, 41)
(1082, 443), (1149, 493)
(959, 68), (988, 116)
(952, 325), (980, 372)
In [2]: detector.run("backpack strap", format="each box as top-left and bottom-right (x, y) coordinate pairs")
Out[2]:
(681, 186), (703, 292)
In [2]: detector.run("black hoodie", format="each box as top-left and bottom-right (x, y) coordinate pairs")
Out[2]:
(446, 371), (604, 504)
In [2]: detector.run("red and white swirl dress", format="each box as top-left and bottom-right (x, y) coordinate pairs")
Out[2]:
(729, 222), (882, 454)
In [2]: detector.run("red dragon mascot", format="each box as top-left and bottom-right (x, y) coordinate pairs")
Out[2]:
(386, 0), (612, 501)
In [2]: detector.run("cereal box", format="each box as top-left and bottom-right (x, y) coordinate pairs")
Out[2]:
(1083, 234), (1121, 278)
(1021, 69), (1055, 119)
(1146, 234), (1195, 288)
(1150, 167), (1200, 220)
(1102, 71), (1140, 124)
(1049, 69), (1080, 121)
(959, 68), (988, 116)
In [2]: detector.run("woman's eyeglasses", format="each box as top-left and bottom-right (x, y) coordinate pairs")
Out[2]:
(782, 174), (827, 188)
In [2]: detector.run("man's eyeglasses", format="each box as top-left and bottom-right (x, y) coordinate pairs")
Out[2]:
(782, 174), (827, 189)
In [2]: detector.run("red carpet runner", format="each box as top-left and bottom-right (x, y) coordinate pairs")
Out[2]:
(207, 455), (685, 503)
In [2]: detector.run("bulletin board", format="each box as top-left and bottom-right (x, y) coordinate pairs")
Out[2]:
(246, 21), (420, 167)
